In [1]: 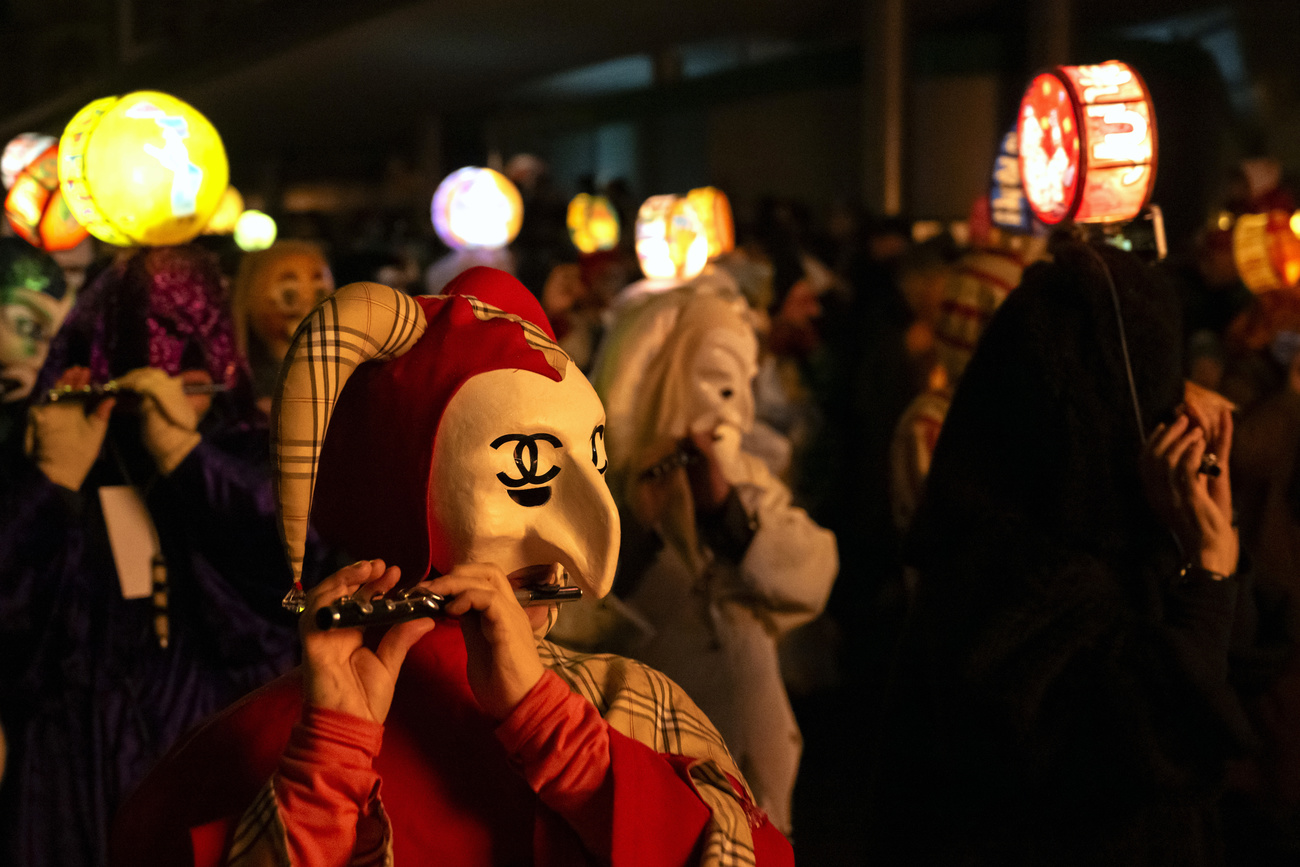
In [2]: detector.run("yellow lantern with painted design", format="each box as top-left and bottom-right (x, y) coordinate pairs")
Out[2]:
(686, 186), (735, 259)
(567, 193), (620, 253)
(58, 90), (229, 247)
(635, 195), (708, 281)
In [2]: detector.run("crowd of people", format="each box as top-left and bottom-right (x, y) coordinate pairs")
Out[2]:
(0, 147), (1297, 867)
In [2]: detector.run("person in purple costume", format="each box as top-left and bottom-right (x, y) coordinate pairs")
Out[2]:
(0, 245), (314, 867)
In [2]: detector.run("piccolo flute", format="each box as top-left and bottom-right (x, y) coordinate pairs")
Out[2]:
(315, 584), (582, 631)
(45, 381), (230, 403)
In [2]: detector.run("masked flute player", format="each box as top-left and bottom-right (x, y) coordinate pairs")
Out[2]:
(111, 267), (793, 867)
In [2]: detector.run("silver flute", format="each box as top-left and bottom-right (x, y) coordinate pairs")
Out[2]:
(315, 584), (582, 631)
(45, 381), (230, 403)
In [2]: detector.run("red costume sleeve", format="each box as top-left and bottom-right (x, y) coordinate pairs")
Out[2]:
(273, 706), (388, 867)
(495, 670), (794, 866)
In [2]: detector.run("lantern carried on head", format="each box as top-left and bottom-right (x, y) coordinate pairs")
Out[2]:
(2, 133), (56, 191)
(58, 90), (229, 247)
(567, 193), (620, 254)
(203, 186), (244, 235)
(430, 167), (523, 251)
(634, 195), (709, 281)
(4, 143), (90, 252)
(1232, 211), (1300, 293)
(1017, 60), (1156, 226)
(686, 186), (735, 259)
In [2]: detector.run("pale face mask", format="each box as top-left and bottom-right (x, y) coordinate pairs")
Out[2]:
(250, 252), (334, 360)
(684, 327), (758, 437)
(430, 363), (619, 603)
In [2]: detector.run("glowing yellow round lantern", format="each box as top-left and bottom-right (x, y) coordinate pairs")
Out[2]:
(430, 167), (523, 250)
(4, 143), (89, 252)
(635, 195), (709, 281)
(234, 209), (277, 252)
(1232, 211), (1300, 293)
(203, 186), (244, 235)
(567, 193), (620, 253)
(58, 90), (229, 247)
(686, 186), (735, 258)
(1018, 60), (1156, 226)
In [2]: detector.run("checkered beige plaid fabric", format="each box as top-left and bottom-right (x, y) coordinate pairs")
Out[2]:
(272, 282), (428, 591)
(229, 644), (757, 867)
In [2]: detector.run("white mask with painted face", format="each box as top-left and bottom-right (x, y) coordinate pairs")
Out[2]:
(684, 326), (758, 437)
(430, 364), (619, 601)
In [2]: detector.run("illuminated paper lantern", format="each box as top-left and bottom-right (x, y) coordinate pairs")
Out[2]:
(203, 186), (244, 235)
(4, 144), (89, 252)
(2, 133), (56, 190)
(234, 209), (277, 252)
(635, 195), (709, 281)
(686, 186), (735, 258)
(1018, 60), (1156, 226)
(430, 167), (523, 251)
(1232, 211), (1300, 293)
(567, 193), (620, 253)
(58, 90), (229, 247)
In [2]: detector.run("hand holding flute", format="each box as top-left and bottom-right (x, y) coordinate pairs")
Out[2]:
(301, 560), (572, 723)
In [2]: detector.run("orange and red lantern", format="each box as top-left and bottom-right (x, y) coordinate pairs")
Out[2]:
(4, 143), (89, 252)
(1018, 60), (1156, 226)
(1232, 211), (1300, 293)
(686, 186), (735, 259)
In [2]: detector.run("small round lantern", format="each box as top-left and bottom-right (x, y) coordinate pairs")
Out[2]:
(686, 186), (735, 259)
(430, 167), (523, 251)
(2, 133), (56, 190)
(1232, 211), (1300, 293)
(4, 143), (90, 252)
(59, 90), (229, 247)
(234, 209), (277, 252)
(1017, 60), (1156, 226)
(567, 193), (620, 253)
(203, 186), (244, 235)
(634, 195), (709, 281)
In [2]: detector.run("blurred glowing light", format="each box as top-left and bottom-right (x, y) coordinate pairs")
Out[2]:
(203, 186), (244, 235)
(1233, 211), (1300, 293)
(2, 133), (56, 190)
(430, 167), (523, 251)
(1218, 211), (1234, 232)
(234, 209), (277, 252)
(635, 195), (709, 281)
(686, 186), (735, 258)
(567, 193), (620, 253)
(4, 144), (89, 251)
(58, 90), (229, 246)
(1018, 60), (1156, 226)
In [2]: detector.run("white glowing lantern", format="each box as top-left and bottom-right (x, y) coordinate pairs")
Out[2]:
(2, 133), (56, 190)
(635, 195), (709, 281)
(430, 167), (523, 251)
(234, 209), (277, 252)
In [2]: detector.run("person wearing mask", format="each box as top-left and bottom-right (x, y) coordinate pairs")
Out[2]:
(0, 245), (305, 867)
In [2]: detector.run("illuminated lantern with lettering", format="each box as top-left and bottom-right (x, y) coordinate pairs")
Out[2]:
(1017, 60), (1156, 225)
(2, 133), (56, 190)
(58, 90), (229, 246)
(203, 185), (244, 235)
(1232, 211), (1300, 293)
(687, 186), (735, 258)
(567, 193), (620, 253)
(989, 126), (1034, 233)
(4, 143), (90, 251)
(635, 195), (709, 281)
(431, 167), (524, 251)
